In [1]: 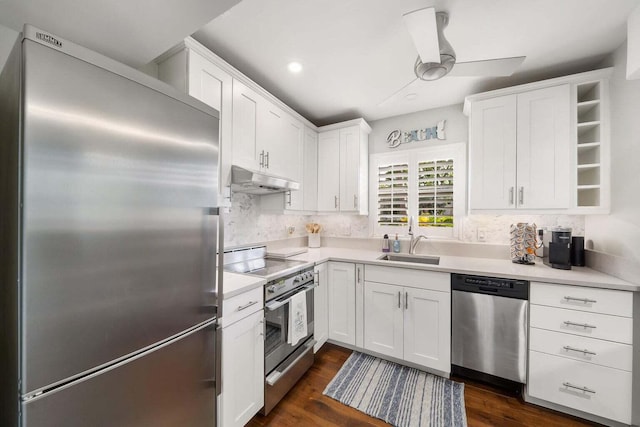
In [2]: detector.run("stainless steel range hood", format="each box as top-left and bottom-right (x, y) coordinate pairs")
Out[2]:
(230, 165), (300, 195)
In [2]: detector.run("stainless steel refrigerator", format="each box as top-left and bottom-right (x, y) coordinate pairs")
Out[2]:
(0, 25), (222, 427)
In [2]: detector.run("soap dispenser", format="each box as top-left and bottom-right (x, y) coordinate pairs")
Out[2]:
(393, 234), (401, 253)
(382, 234), (390, 252)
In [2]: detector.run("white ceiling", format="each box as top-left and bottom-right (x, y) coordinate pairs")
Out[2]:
(194, 0), (640, 125)
(0, 0), (241, 67)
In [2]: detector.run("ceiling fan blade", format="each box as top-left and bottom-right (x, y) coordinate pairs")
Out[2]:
(447, 56), (526, 77)
(378, 78), (420, 107)
(403, 7), (441, 64)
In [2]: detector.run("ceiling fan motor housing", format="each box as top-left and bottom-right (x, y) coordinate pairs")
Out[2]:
(414, 12), (456, 80)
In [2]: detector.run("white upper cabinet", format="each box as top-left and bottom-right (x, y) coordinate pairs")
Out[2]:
(232, 79), (261, 171)
(469, 95), (517, 210)
(317, 120), (371, 214)
(232, 80), (301, 181)
(469, 85), (570, 211)
(156, 40), (233, 207)
(317, 130), (340, 212)
(465, 68), (612, 214)
(302, 127), (318, 212)
(516, 85), (570, 209)
(259, 124), (314, 213)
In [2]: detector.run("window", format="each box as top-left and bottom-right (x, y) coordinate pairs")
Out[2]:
(418, 159), (454, 228)
(370, 144), (465, 239)
(377, 162), (409, 226)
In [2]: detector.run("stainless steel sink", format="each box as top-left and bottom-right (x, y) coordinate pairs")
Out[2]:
(377, 253), (440, 265)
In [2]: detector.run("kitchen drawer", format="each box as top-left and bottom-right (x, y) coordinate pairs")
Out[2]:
(530, 282), (632, 317)
(530, 304), (632, 344)
(529, 327), (632, 371)
(364, 265), (449, 293)
(528, 350), (632, 424)
(222, 286), (263, 327)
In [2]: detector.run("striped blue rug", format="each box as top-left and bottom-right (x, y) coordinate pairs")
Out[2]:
(323, 352), (467, 427)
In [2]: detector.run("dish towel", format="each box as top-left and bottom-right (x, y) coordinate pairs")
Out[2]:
(287, 291), (308, 346)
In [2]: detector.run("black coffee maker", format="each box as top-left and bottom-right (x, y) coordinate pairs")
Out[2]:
(543, 227), (572, 270)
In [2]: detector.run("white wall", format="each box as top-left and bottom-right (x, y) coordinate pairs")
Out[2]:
(585, 42), (640, 262)
(0, 23), (19, 71)
(369, 104), (468, 154)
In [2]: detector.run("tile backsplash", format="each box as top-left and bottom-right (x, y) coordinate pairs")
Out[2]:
(223, 192), (585, 248)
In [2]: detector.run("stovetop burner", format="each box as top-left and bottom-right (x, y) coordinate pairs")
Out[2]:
(222, 246), (308, 278)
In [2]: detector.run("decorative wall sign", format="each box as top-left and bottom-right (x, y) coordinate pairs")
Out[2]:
(386, 120), (446, 148)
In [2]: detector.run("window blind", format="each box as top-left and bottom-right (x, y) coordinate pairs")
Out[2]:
(418, 159), (454, 228)
(377, 163), (409, 226)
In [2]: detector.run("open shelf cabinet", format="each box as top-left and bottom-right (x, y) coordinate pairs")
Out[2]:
(574, 78), (608, 211)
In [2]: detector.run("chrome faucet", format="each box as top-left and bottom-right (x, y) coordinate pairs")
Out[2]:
(408, 216), (428, 254)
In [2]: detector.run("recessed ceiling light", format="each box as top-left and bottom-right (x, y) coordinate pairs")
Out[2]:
(406, 93), (418, 100)
(287, 62), (303, 73)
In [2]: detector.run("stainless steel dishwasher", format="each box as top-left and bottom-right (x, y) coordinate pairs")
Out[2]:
(451, 274), (529, 392)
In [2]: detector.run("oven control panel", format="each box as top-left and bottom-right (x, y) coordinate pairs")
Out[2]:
(265, 268), (315, 301)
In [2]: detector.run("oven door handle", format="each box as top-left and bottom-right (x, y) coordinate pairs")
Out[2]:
(265, 282), (318, 311)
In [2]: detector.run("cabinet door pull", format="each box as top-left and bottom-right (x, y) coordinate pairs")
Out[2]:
(398, 291), (401, 309)
(287, 191), (292, 206)
(259, 150), (265, 168)
(562, 382), (596, 394)
(519, 186), (524, 205)
(334, 195), (338, 209)
(563, 296), (597, 304)
(354, 195), (358, 209)
(357, 267), (361, 283)
(405, 292), (408, 309)
(313, 271), (319, 285)
(509, 187), (514, 205)
(265, 151), (270, 168)
(237, 300), (258, 311)
(563, 321), (597, 329)
(563, 345), (596, 356)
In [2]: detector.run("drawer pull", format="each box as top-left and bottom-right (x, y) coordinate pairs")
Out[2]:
(562, 382), (596, 394)
(563, 321), (597, 329)
(563, 296), (597, 304)
(237, 300), (259, 311)
(562, 345), (596, 356)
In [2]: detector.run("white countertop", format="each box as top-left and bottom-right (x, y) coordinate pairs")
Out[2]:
(220, 246), (639, 296)
(286, 247), (640, 292)
(221, 271), (266, 299)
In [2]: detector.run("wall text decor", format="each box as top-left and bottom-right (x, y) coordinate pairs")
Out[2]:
(386, 120), (446, 148)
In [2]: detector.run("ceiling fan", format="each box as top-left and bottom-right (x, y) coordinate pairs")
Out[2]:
(380, 7), (525, 104)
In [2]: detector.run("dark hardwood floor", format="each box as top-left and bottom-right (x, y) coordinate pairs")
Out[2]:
(248, 343), (599, 427)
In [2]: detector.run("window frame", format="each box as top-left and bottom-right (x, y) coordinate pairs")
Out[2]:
(369, 143), (466, 239)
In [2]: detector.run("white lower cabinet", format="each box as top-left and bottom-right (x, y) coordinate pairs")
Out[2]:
(403, 287), (450, 370)
(529, 351), (632, 424)
(363, 281), (404, 359)
(527, 281), (634, 425)
(327, 262), (357, 345)
(363, 266), (450, 373)
(220, 308), (264, 427)
(313, 262), (328, 352)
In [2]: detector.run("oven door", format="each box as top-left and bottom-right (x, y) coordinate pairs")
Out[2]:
(264, 283), (315, 375)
